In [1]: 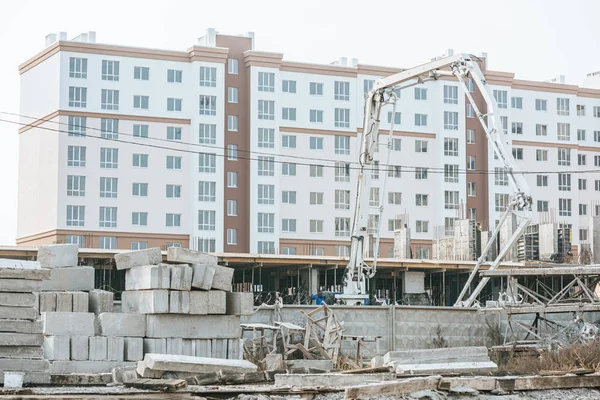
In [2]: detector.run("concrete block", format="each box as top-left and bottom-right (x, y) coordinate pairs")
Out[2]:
(143, 353), (258, 374)
(191, 264), (215, 290)
(43, 335), (70, 361)
(125, 264), (170, 290)
(208, 290), (226, 314)
(0, 371), (50, 385)
(189, 291), (209, 314)
(89, 289), (113, 314)
(0, 319), (42, 333)
(121, 290), (169, 314)
(167, 337), (183, 355)
(0, 358), (50, 372)
(42, 312), (95, 336)
(50, 361), (135, 374)
(0, 279), (42, 293)
(228, 338), (242, 360)
(0, 265), (49, 280)
(0, 306), (37, 320)
(0, 346), (43, 359)
(124, 337), (143, 361)
(72, 291), (89, 312)
(395, 361), (498, 375)
(89, 336), (108, 361)
(226, 292), (254, 315)
(41, 266), (95, 291)
(115, 248), (162, 270)
(169, 290), (190, 314)
(122, 369), (139, 383)
(211, 339), (227, 358)
(0, 333), (43, 346)
(38, 292), (57, 312)
(276, 372), (396, 387)
(169, 264), (193, 291)
(0, 292), (36, 307)
(51, 373), (112, 386)
(182, 339), (194, 356)
(97, 312), (146, 337)
(145, 314), (241, 339)
(56, 292), (73, 312)
(136, 360), (164, 378)
(143, 338), (167, 354)
(286, 359), (334, 371)
(167, 247), (217, 265)
(264, 354), (285, 371)
(112, 366), (136, 384)
(195, 339), (211, 357)
(70, 336), (89, 361)
(107, 336), (124, 361)
(37, 244), (79, 268)
(212, 265), (234, 292)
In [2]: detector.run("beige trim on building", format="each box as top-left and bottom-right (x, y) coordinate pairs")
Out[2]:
(357, 128), (436, 139)
(357, 64), (403, 76)
(512, 140), (581, 150)
(281, 61), (357, 77)
(243, 51), (283, 68)
(17, 111), (60, 134)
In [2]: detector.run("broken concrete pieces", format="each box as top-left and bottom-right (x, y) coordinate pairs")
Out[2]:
(190, 264), (215, 290)
(37, 244), (79, 269)
(115, 248), (162, 270)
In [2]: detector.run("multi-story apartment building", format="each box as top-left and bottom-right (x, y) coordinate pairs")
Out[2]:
(16, 29), (600, 258)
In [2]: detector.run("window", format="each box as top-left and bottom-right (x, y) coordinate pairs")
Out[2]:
(68, 86), (87, 108)
(466, 182), (476, 197)
(258, 100), (275, 120)
(258, 72), (275, 92)
(257, 213), (275, 233)
(334, 81), (350, 101)
(309, 219), (324, 233)
(559, 198), (572, 216)
(131, 242), (148, 250)
(198, 153), (216, 173)
(385, 192), (401, 205)
(133, 124), (148, 138)
(165, 242), (182, 249)
(580, 205), (588, 216)
(199, 95), (217, 115)
(132, 183), (148, 197)
(597, 180), (600, 191)
(335, 108), (350, 128)
(258, 156), (275, 176)
(467, 129), (476, 144)
(512, 148), (523, 160)
(364, 79), (374, 94)
(257, 184), (275, 204)
(557, 123), (570, 141)
(388, 218), (403, 232)
(536, 124), (547, 136)
(511, 122), (523, 135)
(69, 57), (87, 78)
(443, 85), (458, 104)
(99, 177), (118, 198)
(578, 154), (586, 166)
(166, 213), (181, 227)
(309, 136), (323, 150)
(444, 164), (459, 183)
(594, 106), (600, 118)
(258, 241), (275, 254)
(469, 208), (477, 221)
(132, 153), (148, 168)
(198, 210), (216, 231)
(335, 162), (350, 182)
(99, 237), (117, 249)
(535, 99), (547, 111)
(310, 192), (324, 205)
(310, 109), (324, 123)
(198, 181), (216, 202)
(537, 201), (549, 212)
(228, 87), (239, 103)
(100, 148), (118, 169)
(537, 175), (548, 187)
(132, 212), (148, 226)
(334, 190), (351, 210)
(493, 90), (507, 108)
(226, 229), (238, 245)
(227, 200), (237, 216)
(369, 187), (380, 207)
(227, 172), (238, 188)
(444, 191), (459, 210)
(387, 112), (401, 125)
(199, 67), (216, 87)
(282, 191), (297, 204)
(334, 135), (350, 155)
(414, 87), (427, 100)
(227, 144), (238, 160)
(558, 148), (571, 166)
(415, 167), (428, 180)
(166, 184), (182, 198)
(415, 114), (428, 126)
(557, 98), (570, 116)
(495, 194), (509, 212)
(388, 165), (401, 178)
(99, 118), (118, 139)
(167, 69), (182, 83)
(579, 228), (589, 242)
(165, 127), (182, 141)
(66, 205), (85, 227)
(495, 168), (508, 186)
(67, 175), (85, 197)
(197, 239), (216, 252)
(199, 124), (216, 144)
(258, 128), (275, 148)
(466, 78), (475, 92)
(166, 156), (182, 170)
(444, 111), (459, 130)
(466, 104), (475, 118)
(310, 164), (324, 178)
(416, 194), (429, 206)
(467, 156), (476, 170)
(68, 116), (86, 137)
(282, 107), (296, 121)
(511, 97), (523, 109)
(134, 66), (149, 80)
(66, 235), (85, 246)
(334, 218), (351, 237)
(579, 178), (587, 191)
(536, 149), (548, 162)
(558, 173), (571, 191)
(310, 82), (324, 96)
(281, 134), (296, 149)
(228, 59), (238, 74)
(101, 60), (119, 81)
(391, 138), (402, 151)
(596, 155), (600, 167)
(415, 140), (428, 153)
(281, 219), (297, 233)
(596, 131), (600, 143)
(99, 206), (117, 228)
(228, 115), (238, 131)
(133, 95), (149, 110)
(577, 104), (586, 116)
(282, 80), (296, 93)
(578, 129), (586, 141)
(67, 146), (86, 167)
(167, 98), (182, 112)
(371, 161), (379, 180)
(500, 116), (508, 134)
(416, 220), (429, 233)
(444, 138), (459, 156)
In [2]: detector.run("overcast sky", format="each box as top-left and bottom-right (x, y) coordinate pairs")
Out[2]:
(0, 0), (599, 244)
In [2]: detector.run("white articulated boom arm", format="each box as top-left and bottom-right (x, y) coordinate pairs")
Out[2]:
(343, 53), (533, 306)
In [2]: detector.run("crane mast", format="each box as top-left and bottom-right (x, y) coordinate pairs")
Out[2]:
(337, 53), (533, 307)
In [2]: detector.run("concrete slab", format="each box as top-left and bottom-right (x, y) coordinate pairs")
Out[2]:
(0, 279), (42, 293)
(212, 265), (234, 292)
(395, 361), (498, 375)
(136, 360), (164, 378)
(124, 337), (143, 361)
(0, 333), (43, 346)
(211, 339), (227, 358)
(70, 336), (89, 361)
(208, 290), (226, 314)
(112, 366), (137, 384)
(0, 266), (49, 280)
(43, 335), (70, 361)
(56, 292), (73, 312)
(143, 338), (167, 354)
(89, 289), (113, 314)
(40, 266), (95, 291)
(182, 339), (194, 356)
(42, 312), (95, 336)
(50, 361), (135, 374)
(0, 292), (36, 307)
(145, 314), (241, 339)
(115, 248), (162, 270)
(226, 292), (253, 315)
(125, 264), (170, 290)
(286, 359), (334, 371)
(107, 336), (124, 361)
(0, 358), (50, 372)
(0, 346), (43, 359)
(167, 247), (217, 265)
(72, 291), (89, 313)
(228, 338), (242, 360)
(143, 353), (258, 374)
(195, 339), (211, 358)
(37, 244), (79, 268)
(0, 306), (37, 320)
(0, 371), (50, 385)
(275, 372), (396, 387)
(38, 292), (57, 312)
(190, 264), (215, 290)
(0, 319), (42, 333)
(189, 291), (209, 314)
(344, 375), (442, 399)
(89, 336), (108, 361)
(169, 290), (190, 314)
(383, 346), (490, 365)
(97, 312), (146, 337)
(51, 373), (113, 386)
(121, 290), (169, 314)
(167, 337), (183, 355)
(169, 264), (193, 291)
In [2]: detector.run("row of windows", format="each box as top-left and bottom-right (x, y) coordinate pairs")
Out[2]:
(493, 91), (600, 118)
(66, 205), (185, 228)
(506, 121), (600, 142)
(68, 116), (184, 140)
(510, 147), (600, 167)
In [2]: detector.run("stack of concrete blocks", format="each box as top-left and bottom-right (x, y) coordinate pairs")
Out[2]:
(539, 222), (559, 261)
(432, 238), (453, 260)
(116, 247), (253, 367)
(0, 258), (52, 385)
(453, 219), (477, 261)
(393, 228), (411, 259)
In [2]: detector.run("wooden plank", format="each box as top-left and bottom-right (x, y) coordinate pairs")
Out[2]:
(341, 366), (393, 374)
(497, 374), (600, 391)
(344, 376), (442, 399)
(124, 378), (188, 390)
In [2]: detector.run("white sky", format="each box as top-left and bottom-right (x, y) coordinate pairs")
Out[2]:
(0, 0), (599, 244)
